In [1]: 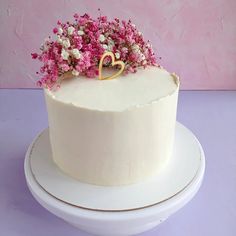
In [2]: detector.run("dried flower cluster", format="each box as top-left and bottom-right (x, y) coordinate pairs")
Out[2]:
(32, 13), (157, 89)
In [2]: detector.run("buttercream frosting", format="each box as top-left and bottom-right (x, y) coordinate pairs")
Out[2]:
(44, 66), (179, 186)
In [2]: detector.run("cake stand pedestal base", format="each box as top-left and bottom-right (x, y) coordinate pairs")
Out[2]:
(24, 122), (205, 236)
(69, 217), (167, 236)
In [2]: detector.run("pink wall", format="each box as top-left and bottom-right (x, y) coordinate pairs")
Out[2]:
(0, 0), (236, 90)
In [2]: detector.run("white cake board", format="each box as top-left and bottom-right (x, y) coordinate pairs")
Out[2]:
(25, 122), (205, 235)
(27, 122), (202, 211)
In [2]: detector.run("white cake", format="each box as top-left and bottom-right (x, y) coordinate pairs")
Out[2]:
(44, 66), (179, 186)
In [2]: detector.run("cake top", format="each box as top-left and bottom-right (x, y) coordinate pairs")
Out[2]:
(32, 13), (158, 89)
(45, 66), (179, 112)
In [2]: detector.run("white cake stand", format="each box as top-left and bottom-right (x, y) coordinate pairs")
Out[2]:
(24, 122), (205, 236)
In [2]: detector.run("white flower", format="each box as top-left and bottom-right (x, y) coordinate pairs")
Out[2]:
(122, 47), (128, 53)
(61, 48), (69, 60)
(102, 44), (108, 50)
(62, 38), (70, 48)
(78, 30), (84, 36)
(68, 26), (75, 35)
(71, 48), (81, 59)
(131, 44), (140, 52)
(138, 31), (142, 36)
(140, 53), (146, 61)
(41, 38), (50, 51)
(57, 35), (63, 44)
(107, 40), (114, 51)
(42, 42), (49, 51)
(115, 52), (120, 59)
(142, 60), (147, 65)
(107, 44), (113, 51)
(99, 34), (105, 42)
(58, 27), (63, 35)
(72, 69), (79, 76)
(108, 39), (115, 45)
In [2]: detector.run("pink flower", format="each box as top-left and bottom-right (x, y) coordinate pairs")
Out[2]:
(61, 63), (70, 72)
(36, 80), (42, 87)
(73, 13), (79, 19)
(53, 28), (58, 34)
(32, 13), (158, 88)
(31, 53), (38, 59)
(86, 66), (98, 78)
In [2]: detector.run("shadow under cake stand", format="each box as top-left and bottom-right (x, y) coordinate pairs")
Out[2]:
(24, 122), (205, 236)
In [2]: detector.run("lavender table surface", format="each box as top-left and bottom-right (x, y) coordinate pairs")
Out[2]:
(0, 89), (236, 236)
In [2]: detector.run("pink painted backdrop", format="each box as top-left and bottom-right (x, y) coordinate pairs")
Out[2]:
(0, 0), (236, 89)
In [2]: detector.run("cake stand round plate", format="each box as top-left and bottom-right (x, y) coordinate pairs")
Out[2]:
(24, 122), (205, 235)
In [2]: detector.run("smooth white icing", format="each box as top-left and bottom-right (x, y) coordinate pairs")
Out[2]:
(46, 66), (178, 112)
(44, 66), (179, 186)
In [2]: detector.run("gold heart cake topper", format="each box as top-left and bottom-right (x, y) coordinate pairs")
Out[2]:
(98, 52), (125, 80)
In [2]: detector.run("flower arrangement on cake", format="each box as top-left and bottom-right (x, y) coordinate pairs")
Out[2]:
(31, 13), (158, 89)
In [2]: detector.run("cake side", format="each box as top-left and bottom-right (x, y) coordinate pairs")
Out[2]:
(44, 68), (179, 186)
